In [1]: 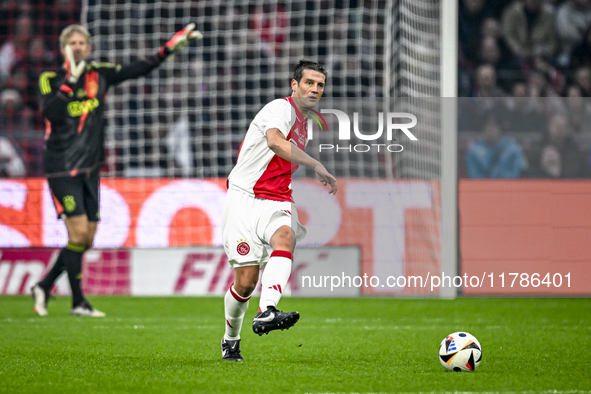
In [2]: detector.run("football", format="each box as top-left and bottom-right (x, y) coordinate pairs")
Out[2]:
(438, 332), (482, 372)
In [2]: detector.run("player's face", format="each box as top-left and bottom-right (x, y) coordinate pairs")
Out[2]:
(291, 69), (326, 109)
(61, 32), (91, 63)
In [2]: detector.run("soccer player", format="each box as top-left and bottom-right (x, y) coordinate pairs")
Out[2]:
(221, 60), (337, 361)
(31, 23), (202, 317)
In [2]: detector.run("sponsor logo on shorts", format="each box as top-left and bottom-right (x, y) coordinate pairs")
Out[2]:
(63, 195), (76, 212)
(236, 241), (250, 256)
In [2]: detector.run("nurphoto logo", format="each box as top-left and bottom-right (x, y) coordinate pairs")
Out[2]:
(307, 109), (418, 153)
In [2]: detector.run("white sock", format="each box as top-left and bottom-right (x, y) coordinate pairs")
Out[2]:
(224, 285), (250, 340)
(259, 251), (292, 311)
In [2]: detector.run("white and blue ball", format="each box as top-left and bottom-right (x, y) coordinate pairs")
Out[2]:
(439, 332), (482, 372)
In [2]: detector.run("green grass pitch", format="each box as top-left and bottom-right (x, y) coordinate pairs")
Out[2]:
(1, 296), (590, 393)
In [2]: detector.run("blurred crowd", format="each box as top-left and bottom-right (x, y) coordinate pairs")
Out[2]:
(0, 0), (80, 177)
(0, 0), (385, 178)
(459, 0), (591, 178)
(1, 0), (591, 179)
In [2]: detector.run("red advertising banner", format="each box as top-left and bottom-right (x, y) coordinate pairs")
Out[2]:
(460, 180), (591, 295)
(0, 248), (130, 295)
(4, 179), (587, 295)
(0, 178), (442, 295)
(0, 247), (359, 297)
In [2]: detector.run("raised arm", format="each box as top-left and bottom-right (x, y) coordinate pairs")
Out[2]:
(106, 23), (202, 86)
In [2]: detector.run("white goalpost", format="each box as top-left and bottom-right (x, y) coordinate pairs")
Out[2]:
(440, 0), (459, 298)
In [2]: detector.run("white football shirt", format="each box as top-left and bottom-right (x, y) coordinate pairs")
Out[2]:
(228, 96), (308, 202)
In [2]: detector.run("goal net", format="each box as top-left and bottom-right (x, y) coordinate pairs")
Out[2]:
(81, 0), (446, 295)
(82, 0), (442, 180)
(0, 1), (452, 296)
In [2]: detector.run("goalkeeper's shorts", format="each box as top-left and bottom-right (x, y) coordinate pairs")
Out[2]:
(47, 168), (100, 222)
(221, 187), (306, 269)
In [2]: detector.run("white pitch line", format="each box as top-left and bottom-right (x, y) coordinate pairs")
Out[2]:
(305, 391), (591, 394)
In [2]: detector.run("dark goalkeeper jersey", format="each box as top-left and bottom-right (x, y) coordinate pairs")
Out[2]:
(39, 55), (164, 177)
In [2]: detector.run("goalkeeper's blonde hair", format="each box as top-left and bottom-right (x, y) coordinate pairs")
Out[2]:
(59, 25), (91, 48)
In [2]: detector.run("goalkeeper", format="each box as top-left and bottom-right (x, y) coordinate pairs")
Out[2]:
(32, 23), (202, 317)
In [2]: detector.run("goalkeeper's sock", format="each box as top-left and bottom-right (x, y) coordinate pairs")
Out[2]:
(259, 251), (292, 311)
(38, 250), (67, 290)
(62, 242), (87, 308)
(224, 285), (251, 340)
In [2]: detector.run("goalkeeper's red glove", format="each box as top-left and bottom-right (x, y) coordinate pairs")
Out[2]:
(159, 23), (202, 58)
(64, 45), (86, 84)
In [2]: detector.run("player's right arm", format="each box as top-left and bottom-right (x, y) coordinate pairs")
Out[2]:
(38, 71), (73, 122)
(266, 128), (338, 194)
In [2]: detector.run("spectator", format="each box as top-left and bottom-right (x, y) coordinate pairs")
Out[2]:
(475, 64), (509, 120)
(472, 64), (507, 97)
(459, 16), (512, 95)
(574, 65), (591, 96)
(26, 36), (53, 73)
(459, 65), (509, 131)
(528, 70), (556, 97)
(0, 135), (26, 177)
(501, 0), (557, 60)
(477, 36), (519, 88)
(459, 0), (493, 66)
(481, 17), (502, 39)
(530, 145), (562, 178)
(0, 88), (32, 129)
(526, 70), (566, 116)
(565, 84), (591, 133)
(250, 3), (288, 58)
(481, 17), (517, 62)
(0, 15), (33, 81)
(555, 0), (591, 64)
(526, 113), (590, 178)
(466, 114), (525, 178)
(478, 36), (502, 68)
(505, 81), (546, 132)
(531, 55), (567, 95)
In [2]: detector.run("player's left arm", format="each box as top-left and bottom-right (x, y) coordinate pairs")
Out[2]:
(266, 128), (337, 194)
(103, 23), (202, 86)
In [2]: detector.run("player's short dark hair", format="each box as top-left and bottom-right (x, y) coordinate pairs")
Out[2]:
(292, 60), (327, 83)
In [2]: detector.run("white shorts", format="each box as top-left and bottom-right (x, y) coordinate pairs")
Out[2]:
(222, 187), (307, 269)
